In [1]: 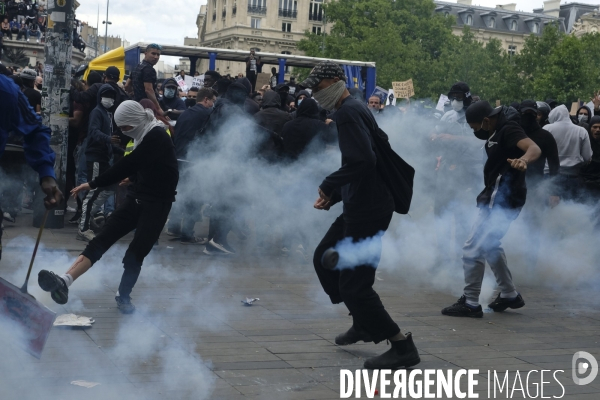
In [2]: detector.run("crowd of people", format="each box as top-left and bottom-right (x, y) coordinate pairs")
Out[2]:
(1, 43), (599, 371)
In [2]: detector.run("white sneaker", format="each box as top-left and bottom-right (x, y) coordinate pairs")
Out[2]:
(26, 38), (29, 42)
(76, 229), (95, 242)
(204, 239), (234, 254)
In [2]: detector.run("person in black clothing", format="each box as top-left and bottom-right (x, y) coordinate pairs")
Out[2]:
(518, 100), (560, 270)
(37, 101), (179, 314)
(203, 70), (221, 91)
(536, 101), (551, 127)
(281, 98), (336, 159)
(245, 49), (261, 92)
(302, 61), (420, 370)
(124, 43), (162, 112)
(441, 101), (541, 319)
(19, 68), (41, 114)
(166, 88), (217, 244)
(159, 77), (186, 120)
(254, 91), (292, 136)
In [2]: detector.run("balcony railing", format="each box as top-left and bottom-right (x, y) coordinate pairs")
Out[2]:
(248, 5), (267, 14)
(309, 11), (323, 21)
(279, 8), (297, 18)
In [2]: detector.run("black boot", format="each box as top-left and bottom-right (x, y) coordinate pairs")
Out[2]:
(363, 332), (420, 370)
(335, 326), (373, 346)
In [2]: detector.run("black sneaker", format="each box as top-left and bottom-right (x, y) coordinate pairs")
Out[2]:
(364, 332), (421, 370)
(38, 270), (69, 305)
(488, 293), (525, 312)
(441, 295), (483, 318)
(115, 296), (135, 314)
(335, 326), (373, 346)
(68, 212), (81, 224)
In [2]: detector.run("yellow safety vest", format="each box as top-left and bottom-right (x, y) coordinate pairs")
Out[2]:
(124, 127), (171, 156)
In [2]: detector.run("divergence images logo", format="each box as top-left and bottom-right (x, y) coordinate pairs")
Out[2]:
(572, 351), (598, 386)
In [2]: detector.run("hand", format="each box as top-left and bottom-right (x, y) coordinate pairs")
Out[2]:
(119, 178), (131, 187)
(71, 182), (91, 197)
(325, 119), (333, 125)
(314, 197), (331, 211)
(111, 135), (120, 145)
(507, 158), (527, 171)
(549, 195), (560, 208)
(40, 177), (64, 209)
(318, 187), (331, 202)
(591, 91), (600, 110)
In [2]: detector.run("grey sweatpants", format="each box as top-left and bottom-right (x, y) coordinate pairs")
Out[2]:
(462, 206), (521, 304)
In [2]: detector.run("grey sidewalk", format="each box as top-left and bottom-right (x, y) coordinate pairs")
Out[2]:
(0, 214), (599, 399)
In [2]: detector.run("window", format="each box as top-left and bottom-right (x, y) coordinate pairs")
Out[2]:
(466, 14), (472, 25)
(282, 22), (291, 32)
(312, 26), (322, 35)
(279, 0), (297, 18)
(533, 22), (539, 33)
(309, 0), (323, 21)
(248, 0), (266, 14)
(489, 17), (495, 28)
(251, 17), (261, 29)
(508, 45), (517, 56)
(511, 20), (517, 30)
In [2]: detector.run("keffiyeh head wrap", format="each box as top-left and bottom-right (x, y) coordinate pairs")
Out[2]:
(115, 100), (163, 148)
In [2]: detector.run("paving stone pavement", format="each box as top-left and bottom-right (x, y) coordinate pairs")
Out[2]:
(1, 213), (599, 399)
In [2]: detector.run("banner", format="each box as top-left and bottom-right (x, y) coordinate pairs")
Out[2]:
(386, 89), (396, 106)
(370, 86), (389, 104)
(175, 75), (189, 92)
(192, 75), (204, 89)
(392, 79), (415, 99)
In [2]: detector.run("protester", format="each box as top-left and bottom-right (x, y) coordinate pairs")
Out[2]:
(442, 101), (541, 318)
(38, 100), (179, 313)
(580, 116), (600, 203)
(78, 84), (120, 242)
(577, 105), (593, 129)
(367, 95), (382, 114)
(159, 77), (186, 120)
(254, 91), (292, 136)
(167, 88), (217, 244)
(303, 61), (420, 370)
(125, 43), (162, 111)
(1, 18), (11, 40)
(544, 105), (593, 201)
(19, 68), (41, 114)
(245, 49), (261, 91)
(0, 73), (64, 260)
(536, 101), (551, 127)
(203, 70), (221, 91)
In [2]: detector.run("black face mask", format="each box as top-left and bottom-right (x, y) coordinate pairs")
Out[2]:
(474, 120), (490, 140)
(36, 84), (43, 90)
(185, 98), (196, 108)
(520, 113), (538, 129)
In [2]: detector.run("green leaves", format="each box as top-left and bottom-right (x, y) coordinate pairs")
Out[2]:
(298, 0), (599, 104)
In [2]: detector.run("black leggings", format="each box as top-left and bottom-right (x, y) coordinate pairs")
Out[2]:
(313, 213), (400, 343)
(82, 197), (172, 298)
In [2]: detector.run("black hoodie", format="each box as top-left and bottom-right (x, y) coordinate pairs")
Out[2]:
(159, 78), (186, 119)
(86, 84), (120, 163)
(254, 91), (292, 136)
(519, 113), (560, 185)
(281, 98), (336, 158)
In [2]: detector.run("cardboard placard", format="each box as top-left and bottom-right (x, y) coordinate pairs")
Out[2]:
(496, 100), (501, 107)
(255, 73), (271, 91)
(570, 102), (579, 116)
(392, 79), (415, 99)
(191, 75), (204, 89)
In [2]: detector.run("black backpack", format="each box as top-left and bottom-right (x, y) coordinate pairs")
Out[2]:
(368, 126), (415, 214)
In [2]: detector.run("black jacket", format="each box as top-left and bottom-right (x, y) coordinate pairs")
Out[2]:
(254, 91), (292, 136)
(519, 115), (560, 186)
(159, 78), (186, 120)
(90, 126), (179, 202)
(281, 98), (336, 159)
(173, 102), (212, 160)
(85, 84), (119, 163)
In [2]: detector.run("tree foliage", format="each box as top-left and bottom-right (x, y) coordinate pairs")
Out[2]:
(298, 0), (600, 104)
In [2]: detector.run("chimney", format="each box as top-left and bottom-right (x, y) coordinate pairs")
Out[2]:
(457, 0), (472, 5)
(543, 0), (561, 17)
(496, 3), (517, 11)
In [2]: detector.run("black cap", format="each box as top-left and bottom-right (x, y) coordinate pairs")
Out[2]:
(105, 66), (120, 80)
(448, 82), (471, 98)
(300, 61), (347, 89)
(465, 101), (502, 123)
(545, 98), (557, 108)
(519, 99), (537, 114)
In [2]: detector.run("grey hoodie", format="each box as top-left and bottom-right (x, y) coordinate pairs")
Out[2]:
(544, 105), (593, 174)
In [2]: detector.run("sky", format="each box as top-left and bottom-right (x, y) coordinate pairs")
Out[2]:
(74, 0), (599, 65)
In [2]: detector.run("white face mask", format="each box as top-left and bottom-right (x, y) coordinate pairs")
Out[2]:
(578, 114), (587, 123)
(451, 99), (464, 112)
(297, 99), (303, 106)
(101, 97), (115, 108)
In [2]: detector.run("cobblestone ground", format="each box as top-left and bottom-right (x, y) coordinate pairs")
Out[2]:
(1, 213), (599, 400)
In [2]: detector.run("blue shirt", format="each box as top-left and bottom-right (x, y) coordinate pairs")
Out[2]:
(0, 74), (56, 180)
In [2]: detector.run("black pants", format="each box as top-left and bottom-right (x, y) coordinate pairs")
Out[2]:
(247, 71), (257, 92)
(313, 213), (399, 343)
(82, 197), (172, 298)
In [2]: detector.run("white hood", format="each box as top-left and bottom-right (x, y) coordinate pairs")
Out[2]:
(544, 104), (593, 171)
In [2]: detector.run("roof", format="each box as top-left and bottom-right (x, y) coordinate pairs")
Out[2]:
(434, 1), (563, 35)
(558, 2), (599, 33)
(124, 43), (376, 68)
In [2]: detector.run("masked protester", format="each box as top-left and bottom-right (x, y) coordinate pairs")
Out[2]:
(431, 82), (483, 269)
(536, 101), (551, 127)
(442, 101), (541, 318)
(517, 100), (561, 271)
(78, 84), (121, 242)
(166, 88), (217, 244)
(577, 105), (593, 131)
(580, 116), (600, 206)
(543, 105), (593, 201)
(159, 78), (186, 120)
(302, 61), (421, 370)
(38, 101), (179, 314)
(254, 90), (292, 136)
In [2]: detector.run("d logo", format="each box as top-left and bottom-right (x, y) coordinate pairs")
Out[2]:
(572, 351), (598, 385)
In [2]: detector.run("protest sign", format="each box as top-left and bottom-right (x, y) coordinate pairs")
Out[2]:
(175, 75), (189, 92)
(192, 75), (204, 89)
(386, 89), (396, 106)
(392, 79), (415, 99)
(256, 73), (271, 90)
(371, 86), (389, 104)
